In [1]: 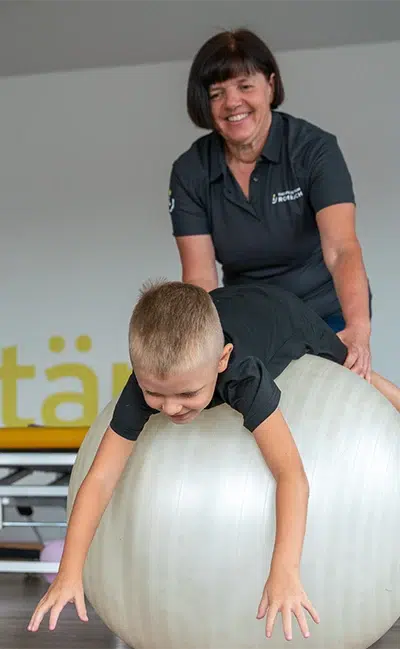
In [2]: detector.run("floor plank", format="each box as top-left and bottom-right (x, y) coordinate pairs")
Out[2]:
(0, 574), (398, 648)
(0, 575), (129, 649)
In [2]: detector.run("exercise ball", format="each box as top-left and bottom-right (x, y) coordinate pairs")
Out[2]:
(68, 355), (400, 649)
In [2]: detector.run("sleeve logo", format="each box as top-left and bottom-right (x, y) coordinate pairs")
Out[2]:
(168, 189), (175, 214)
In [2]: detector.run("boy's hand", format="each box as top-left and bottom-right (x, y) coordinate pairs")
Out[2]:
(27, 573), (88, 632)
(256, 567), (319, 641)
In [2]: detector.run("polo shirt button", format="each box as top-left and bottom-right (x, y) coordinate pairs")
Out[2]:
(253, 177), (258, 182)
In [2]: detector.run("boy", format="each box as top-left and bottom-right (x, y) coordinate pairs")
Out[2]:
(28, 281), (399, 641)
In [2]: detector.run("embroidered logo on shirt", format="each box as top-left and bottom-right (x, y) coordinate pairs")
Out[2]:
(168, 189), (175, 213)
(272, 187), (303, 204)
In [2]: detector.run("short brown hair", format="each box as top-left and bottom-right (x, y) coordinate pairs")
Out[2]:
(129, 280), (224, 378)
(187, 28), (285, 130)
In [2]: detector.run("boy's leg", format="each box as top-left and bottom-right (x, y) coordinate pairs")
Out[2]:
(371, 371), (400, 413)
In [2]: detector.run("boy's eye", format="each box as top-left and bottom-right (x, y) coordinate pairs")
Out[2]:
(181, 391), (199, 398)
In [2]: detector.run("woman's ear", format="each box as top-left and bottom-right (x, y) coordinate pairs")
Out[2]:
(265, 72), (275, 104)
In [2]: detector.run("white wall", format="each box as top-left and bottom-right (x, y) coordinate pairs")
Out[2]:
(0, 60), (198, 429)
(0, 60), (196, 542)
(2, 40), (399, 432)
(277, 41), (400, 386)
(0, 40), (399, 541)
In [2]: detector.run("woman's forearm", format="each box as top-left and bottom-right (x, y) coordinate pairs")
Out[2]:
(182, 274), (219, 292)
(329, 244), (370, 330)
(269, 473), (309, 575)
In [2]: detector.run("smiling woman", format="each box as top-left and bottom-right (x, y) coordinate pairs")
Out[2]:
(169, 28), (373, 382)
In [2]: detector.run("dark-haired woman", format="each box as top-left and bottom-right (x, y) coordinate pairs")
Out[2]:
(168, 28), (372, 381)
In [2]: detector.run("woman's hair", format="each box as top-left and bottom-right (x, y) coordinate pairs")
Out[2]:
(187, 28), (285, 129)
(129, 280), (225, 378)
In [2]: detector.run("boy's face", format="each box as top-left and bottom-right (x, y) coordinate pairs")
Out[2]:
(136, 344), (233, 425)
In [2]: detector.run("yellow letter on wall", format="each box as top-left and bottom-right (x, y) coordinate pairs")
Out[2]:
(0, 346), (35, 426)
(42, 364), (98, 426)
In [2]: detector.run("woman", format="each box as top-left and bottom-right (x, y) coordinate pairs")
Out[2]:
(168, 28), (372, 380)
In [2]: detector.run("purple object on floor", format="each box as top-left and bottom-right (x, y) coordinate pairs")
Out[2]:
(40, 539), (65, 583)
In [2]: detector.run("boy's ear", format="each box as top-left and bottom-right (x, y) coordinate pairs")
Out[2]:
(218, 343), (233, 372)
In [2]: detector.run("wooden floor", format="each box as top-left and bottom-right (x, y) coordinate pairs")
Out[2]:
(0, 574), (129, 649)
(0, 574), (398, 648)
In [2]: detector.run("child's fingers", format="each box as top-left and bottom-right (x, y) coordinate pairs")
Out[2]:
(75, 591), (89, 622)
(48, 599), (68, 631)
(303, 598), (320, 625)
(293, 604), (310, 639)
(27, 596), (53, 632)
(265, 603), (279, 638)
(281, 605), (294, 641)
(256, 591), (269, 619)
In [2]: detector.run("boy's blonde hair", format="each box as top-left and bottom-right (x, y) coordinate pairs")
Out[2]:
(129, 280), (225, 377)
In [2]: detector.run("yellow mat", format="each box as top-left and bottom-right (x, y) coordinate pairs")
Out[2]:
(0, 426), (88, 450)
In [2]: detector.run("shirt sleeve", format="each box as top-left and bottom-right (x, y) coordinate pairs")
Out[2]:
(168, 166), (211, 236)
(109, 373), (158, 441)
(218, 357), (281, 433)
(308, 134), (355, 213)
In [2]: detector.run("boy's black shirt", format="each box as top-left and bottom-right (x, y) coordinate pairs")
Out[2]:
(110, 284), (347, 440)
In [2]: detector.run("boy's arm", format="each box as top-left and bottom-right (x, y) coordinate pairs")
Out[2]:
(61, 370), (155, 578)
(252, 408), (319, 640)
(221, 357), (310, 573)
(28, 426), (135, 632)
(253, 408), (309, 575)
(63, 371), (153, 578)
(59, 426), (135, 578)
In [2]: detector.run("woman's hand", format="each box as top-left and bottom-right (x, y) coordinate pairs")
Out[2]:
(257, 567), (319, 641)
(337, 324), (371, 382)
(27, 572), (88, 632)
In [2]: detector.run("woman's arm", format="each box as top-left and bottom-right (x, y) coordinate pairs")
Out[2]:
(307, 132), (371, 381)
(175, 234), (219, 292)
(252, 408), (319, 641)
(169, 161), (218, 292)
(316, 203), (371, 380)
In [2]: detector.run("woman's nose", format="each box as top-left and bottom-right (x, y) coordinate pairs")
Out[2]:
(224, 87), (242, 110)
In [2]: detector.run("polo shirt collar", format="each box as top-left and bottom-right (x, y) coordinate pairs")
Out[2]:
(209, 134), (227, 182)
(209, 110), (283, 182)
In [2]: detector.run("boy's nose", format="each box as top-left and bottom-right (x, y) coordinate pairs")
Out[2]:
(162, 400), (182, 416)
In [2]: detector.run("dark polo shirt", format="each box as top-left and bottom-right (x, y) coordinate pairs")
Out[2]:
(168, 111), (356, 319)
(110, 284), (347, 441)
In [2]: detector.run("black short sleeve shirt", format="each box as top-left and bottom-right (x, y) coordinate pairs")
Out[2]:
(168, 111), (356, 319)
(110, 284), (347, 441)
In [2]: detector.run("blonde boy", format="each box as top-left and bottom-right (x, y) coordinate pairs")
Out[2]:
(28, 281), (399, 641)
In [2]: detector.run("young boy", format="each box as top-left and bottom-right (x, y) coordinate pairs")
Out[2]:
(28, 281), (399, 641)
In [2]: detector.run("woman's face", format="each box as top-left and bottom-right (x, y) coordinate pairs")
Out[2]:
(208, 71), (274, 147)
